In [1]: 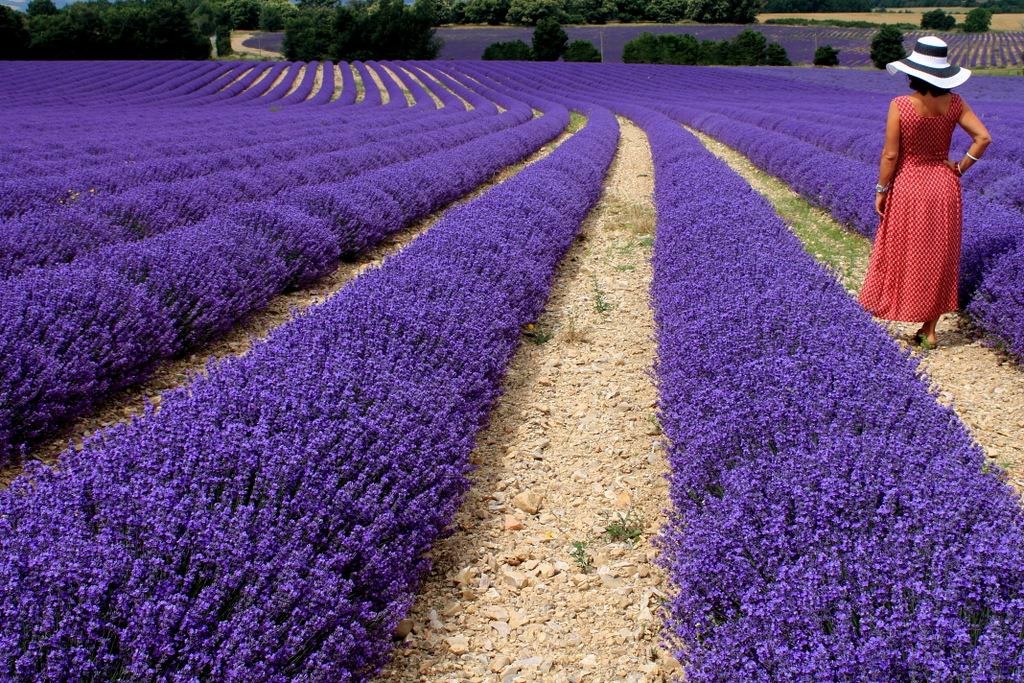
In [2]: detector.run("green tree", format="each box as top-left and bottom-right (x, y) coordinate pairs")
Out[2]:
(615, 0), (647, 22)
(283, 6), (334, 59)
(413, 0), (450, 24)
(870, 25), (906, 69)
(564, 38), (600, 60)
(622, 32), (661, 62)
(962, 7), (991, 32)
(0, 5), (30, 58)
(920, 8), (955, 30)
(531, 16), (566, 60)
(449, 0), (467, 21)
(564, 0), (615, 23)
(622, 32), (703, 64)
(26, 0), (59, 16)
(726, 29), (766, 64)
(191, 0), (232, 55)
(686, 0), (759, 23)
(259, 0), (296, 30)
(507, 0), (564, 24)
(482, 38), (533, 58)
(813, 44), (839, 65)
(223, 0), (260, 28)
(763, 41), (790, 65)
(649, 0), (687, 21)
(463, 0), (509, 24)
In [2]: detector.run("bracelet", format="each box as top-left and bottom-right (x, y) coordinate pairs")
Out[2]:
(875, 182), (890, 193)
(965, 151), (980, 161)
(956, 161), (963, 176)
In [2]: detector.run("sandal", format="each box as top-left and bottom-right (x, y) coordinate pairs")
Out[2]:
(918, 337), (938, 351)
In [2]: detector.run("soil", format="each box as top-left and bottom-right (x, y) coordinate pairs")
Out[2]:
(229, 31), (282, 58)
(381, 119), (680, 682)
(690, 126), (1024, 492)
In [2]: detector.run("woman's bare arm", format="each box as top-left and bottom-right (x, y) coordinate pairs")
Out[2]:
(876, 99), (900, 216)
(955, 99), (992, 174)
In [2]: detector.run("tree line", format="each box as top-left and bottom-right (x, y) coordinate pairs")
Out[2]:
(622, 29), (792, 64)
(417, 0), (760, 26)
(283, 0), (440, 61)
(0, 0), (228, 59)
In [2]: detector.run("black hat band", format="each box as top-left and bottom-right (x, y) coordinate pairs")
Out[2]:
(914, 41), (948, 58)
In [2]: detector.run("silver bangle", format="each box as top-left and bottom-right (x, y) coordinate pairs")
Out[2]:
(965, 151), (980, 161)
(875, 183), (890, 193)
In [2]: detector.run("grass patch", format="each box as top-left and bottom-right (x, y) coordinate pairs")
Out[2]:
(690, 127), (870, 292)
(568, 111), (588, 133)
(773, 194), (870, 292)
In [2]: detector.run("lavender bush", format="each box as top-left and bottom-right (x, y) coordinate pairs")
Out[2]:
(0, 102), (617, 679)
(642, 109), (1024, 680)
(0, 63), (564, 463)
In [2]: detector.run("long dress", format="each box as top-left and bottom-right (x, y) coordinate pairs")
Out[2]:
(859, 94), (963, 322)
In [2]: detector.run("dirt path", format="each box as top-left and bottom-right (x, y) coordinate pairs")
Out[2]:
(1, 116), (572, 490)
(230, 31), (282, 58)
(689, 126), (1024, 489)
(381, 119), (680, 682)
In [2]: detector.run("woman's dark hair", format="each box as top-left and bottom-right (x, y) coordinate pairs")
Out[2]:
(908, 75), (951, 97)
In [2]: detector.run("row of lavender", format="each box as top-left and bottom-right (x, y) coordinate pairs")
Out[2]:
(0, 90), (618, 679)
(0, 63), (551, 463)
(448, 61), (1024, 678)
(644, 107), (1024, 681)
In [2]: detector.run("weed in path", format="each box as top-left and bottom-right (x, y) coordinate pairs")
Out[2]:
(524, 322), (553, 345)
(593, 277), (613, 314)
(561, 312), (589, 344)
(604, 508), (644, 545)
(569, 540), (594, 573)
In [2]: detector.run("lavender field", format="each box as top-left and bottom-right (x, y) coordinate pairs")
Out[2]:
(2, 60), (1024, 680)
(247, 25), (1024, 67)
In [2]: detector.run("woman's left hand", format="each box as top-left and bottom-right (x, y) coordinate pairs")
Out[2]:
(875, 192), (886, 217)
(943, 159), (961, 177)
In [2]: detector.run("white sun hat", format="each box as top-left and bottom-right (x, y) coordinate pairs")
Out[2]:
(886, 36), (971, 89)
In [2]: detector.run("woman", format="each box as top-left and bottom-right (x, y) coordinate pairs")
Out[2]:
(859, 36), (992, 349)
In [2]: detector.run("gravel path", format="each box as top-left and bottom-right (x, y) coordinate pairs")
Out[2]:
(1, 119), (574, 489)
(381, 119), (680, 682)
(230, 31), (282, 58)
(690, 126), (1024, 491)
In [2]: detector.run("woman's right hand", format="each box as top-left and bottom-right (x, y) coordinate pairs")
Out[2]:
(875, 192), (886, 217)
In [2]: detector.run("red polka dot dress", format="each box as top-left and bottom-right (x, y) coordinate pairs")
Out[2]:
(860, 94), (963, 322)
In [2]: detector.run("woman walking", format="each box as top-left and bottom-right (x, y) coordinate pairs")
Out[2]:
(859, 36), (992, 349)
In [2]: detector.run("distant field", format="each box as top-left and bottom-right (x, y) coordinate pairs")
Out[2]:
(759, 11), (1024, 31)
(243, 24), (1024, 67)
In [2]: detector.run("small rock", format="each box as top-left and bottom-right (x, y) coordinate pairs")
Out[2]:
(580, 654), (598, 668)
(501, 567), (528, 589)
(613, 490), (632, 509)
(394, 619), (413, 638)
(504, 514), (524, 531)
(483, 606), (509, 621)
(512, 490), (543, 514)
(491, 654), (511, 672)
(538, 561), (557, 578)
(446, 635), (469, 654)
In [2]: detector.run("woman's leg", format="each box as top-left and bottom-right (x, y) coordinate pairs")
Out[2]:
(920, 319), (938, 346)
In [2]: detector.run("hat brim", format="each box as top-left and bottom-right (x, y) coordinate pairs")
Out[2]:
(887, 60), (971, 89)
